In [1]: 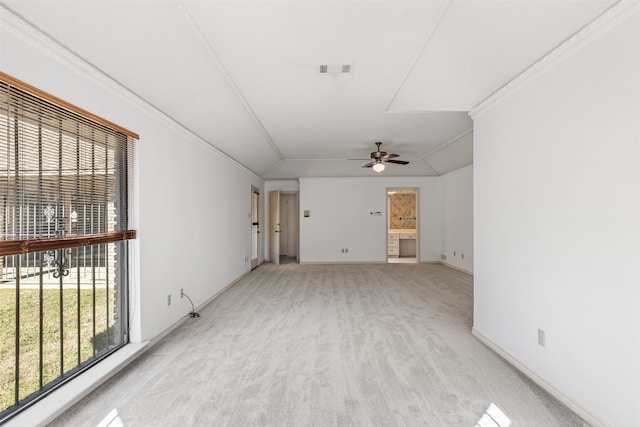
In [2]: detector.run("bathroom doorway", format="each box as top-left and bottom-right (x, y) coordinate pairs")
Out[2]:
(386, 188), (419, 263)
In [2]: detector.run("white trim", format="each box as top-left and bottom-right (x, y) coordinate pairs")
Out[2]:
(385, 0), (452, 112)
(440, 261), (473, 277)
(193, 270), (251, 313)
(299, 261), (387, 265)
(178, 3), (284, 161)
(4, 269), (250, 427)
(420, 128), (473, 160)
(420, 260), (473, 277)
(0, 4), (261, 180)
(469, 0), (640, 119)
(471, 328), (608, 427)
(5, 342), (150, 427)
(260, 159), (284, 179)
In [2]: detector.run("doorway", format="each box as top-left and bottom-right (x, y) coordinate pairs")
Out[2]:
(269, 190), (299, 265)
(279, 192), (299, 264)
(251, 188), (260, 270)
(387, 188), (419, 263)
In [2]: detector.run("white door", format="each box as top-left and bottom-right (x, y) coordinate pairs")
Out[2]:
(269, 191), (280, 265)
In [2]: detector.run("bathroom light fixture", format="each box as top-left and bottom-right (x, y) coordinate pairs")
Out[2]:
(373, 162), (385, 173)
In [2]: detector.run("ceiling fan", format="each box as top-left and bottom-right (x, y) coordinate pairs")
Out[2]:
(362, 142), (409, 173)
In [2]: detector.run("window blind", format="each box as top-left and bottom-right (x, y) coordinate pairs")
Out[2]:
(0, 72), (137, 256)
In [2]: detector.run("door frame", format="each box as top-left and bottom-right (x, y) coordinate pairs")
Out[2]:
(251, 186), (260, 270)
(269, 191), (281, 265)
(386, 187), (420, 262)
(268, 190), (300, 264)
(278, 191), (300, 261)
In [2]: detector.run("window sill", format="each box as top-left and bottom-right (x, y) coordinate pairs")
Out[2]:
(5, 342), (150, 427)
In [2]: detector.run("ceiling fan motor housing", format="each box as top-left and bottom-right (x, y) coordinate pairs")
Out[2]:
(371, 150), (386, 159)
(372, 141), (385, 159)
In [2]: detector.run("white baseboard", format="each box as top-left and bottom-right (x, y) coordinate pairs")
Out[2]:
(439, 261), (473, 276)
(471, 328), (606, 427)
(6, 342), (150, 427)
(194, 270), (250, 312)
(6, 270), (251, 427)
(299, 261), (387, 265)
(421, 260), (474, 277)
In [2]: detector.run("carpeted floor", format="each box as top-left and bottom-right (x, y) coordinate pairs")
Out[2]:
(49, 263), (585, 426)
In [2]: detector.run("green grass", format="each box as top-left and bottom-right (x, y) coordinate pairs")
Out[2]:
(0, 286), (118, 412)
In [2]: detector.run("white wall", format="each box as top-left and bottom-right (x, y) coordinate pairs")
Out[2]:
(299, 177), (442, 263)
(441, 164), (473, 273)
(0, 11), (263, 342)
(472, 9), (639, 427)
(264, 180), (301, 193)
(138, 134), (262, 340)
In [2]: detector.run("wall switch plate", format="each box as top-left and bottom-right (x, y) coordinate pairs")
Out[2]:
(538, 329), (545, 347)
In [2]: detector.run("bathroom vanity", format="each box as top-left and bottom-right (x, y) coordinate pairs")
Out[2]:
(387, 229), (417, 257)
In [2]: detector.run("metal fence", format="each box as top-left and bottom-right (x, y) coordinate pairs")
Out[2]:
(0, 170), (131, 422)
(0, 240), (128, 420)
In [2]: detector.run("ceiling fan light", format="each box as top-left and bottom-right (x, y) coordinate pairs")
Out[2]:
(373, 162), (385, 173)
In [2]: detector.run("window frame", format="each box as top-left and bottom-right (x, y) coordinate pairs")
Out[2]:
(0, 72), (138, 422)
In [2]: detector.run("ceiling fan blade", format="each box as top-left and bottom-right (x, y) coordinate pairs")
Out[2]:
(382, 153), (399, 160)
(385, 159), (409, 165)
(362, 161), (376, 168)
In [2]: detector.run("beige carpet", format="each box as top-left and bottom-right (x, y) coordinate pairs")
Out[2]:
(49, 263), (585, 426)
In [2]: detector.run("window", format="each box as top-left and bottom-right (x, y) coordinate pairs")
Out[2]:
(0, 72), (137, 421)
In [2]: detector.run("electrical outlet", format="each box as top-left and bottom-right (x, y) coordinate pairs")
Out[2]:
(538, 329), (545, 347)
(454, 251), (456, 256)
(345, 248), (348, 253)
(461, 253), (464, 259)
(441, 254), (446, 260)
(180, 288), (184, 299)
(167, 294), (171, 306)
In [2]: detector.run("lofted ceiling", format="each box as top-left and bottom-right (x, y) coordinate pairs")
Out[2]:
(1, 0), (616, 179)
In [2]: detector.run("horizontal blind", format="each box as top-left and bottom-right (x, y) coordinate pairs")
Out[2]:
(0, 75), (136, 253)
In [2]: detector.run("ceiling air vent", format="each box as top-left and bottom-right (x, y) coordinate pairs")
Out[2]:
(318, 64), (352, 75)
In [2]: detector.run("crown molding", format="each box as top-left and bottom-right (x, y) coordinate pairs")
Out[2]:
(385, 0), (452, 113)
(421, 127), (473, 160)
(177, 2), (284, 161)
(0, 4), (262, 181)
(469, 0), (639, 119)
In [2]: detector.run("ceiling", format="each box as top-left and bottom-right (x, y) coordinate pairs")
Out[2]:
(1, 0), (616, 179)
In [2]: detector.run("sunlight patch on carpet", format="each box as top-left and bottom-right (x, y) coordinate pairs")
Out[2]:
(476, 403), (512, 427)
